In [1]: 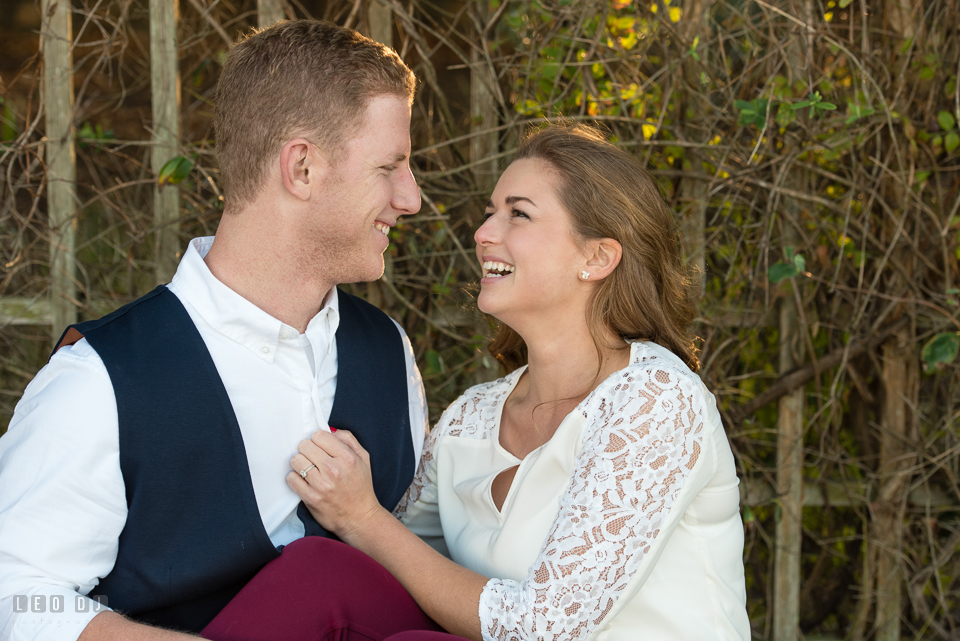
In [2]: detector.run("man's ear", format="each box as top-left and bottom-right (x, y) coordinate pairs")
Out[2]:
(584, 238), (623, 280)
(280, 139), (330, 201)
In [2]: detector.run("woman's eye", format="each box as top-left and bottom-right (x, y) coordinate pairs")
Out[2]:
(511, 208), (529, 219)
(481, 211), (494, 220)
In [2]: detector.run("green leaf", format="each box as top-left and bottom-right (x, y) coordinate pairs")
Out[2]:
(424, 349), (444, 375)
(920, 66), (935, 81)
(775, 102), (796, 127)
(735, 99), (768, 128)
(791, 100), (813, 110)
(688, 35), (700, 61)
(938, 111), (957, 132)
(845, 103), (875, 124)
(157, 155), (194, 186)
(742, 505), (755, 523)
(793, 253), (806, 272)
(817, 102), (837, 111)
(838, 0), (853, 7)
(768, 262), (799, 284)
(922, 332), (960, 372)
(946, 131), (960, 154)
(1, 103), (15, 142)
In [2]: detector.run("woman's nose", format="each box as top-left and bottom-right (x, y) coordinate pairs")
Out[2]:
(474, 216), (499, 246)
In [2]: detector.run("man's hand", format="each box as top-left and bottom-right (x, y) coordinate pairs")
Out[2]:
(287, 429), (385, 541)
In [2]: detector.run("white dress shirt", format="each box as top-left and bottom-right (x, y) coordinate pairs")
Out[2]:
(0, 237), (428, 641)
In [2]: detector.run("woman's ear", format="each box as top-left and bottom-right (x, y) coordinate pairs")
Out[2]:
(280, 139), (330, 201)
(584, 238), (623, 280)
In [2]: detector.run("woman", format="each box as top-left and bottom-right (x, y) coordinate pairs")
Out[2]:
(203, 124), (750, 641)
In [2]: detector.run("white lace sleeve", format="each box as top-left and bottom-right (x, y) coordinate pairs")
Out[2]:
(478, 362), (714, 641)
(393, 397), (466, 557)
(393, 420), (442, 522)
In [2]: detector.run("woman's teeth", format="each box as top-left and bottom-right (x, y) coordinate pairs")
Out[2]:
(483, 261), (515, 277)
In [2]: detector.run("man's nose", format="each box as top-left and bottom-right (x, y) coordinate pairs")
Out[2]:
(392, 166), (421, 216)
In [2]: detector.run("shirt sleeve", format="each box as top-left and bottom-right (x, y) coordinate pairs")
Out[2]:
(393, 419), (448, 557)
(0, 339), (125, 641)
(391, 319), (429, 466)
(477, 363), (717, 641)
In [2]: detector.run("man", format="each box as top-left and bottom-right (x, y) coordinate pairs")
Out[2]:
(0, 20), (425, 641)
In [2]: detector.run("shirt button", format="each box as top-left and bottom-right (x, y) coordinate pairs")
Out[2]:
(260, 345), (270, 354)
(279, 330), (291, 340)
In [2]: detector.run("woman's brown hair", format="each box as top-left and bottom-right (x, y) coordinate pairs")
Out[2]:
(487, 123), (700, 372)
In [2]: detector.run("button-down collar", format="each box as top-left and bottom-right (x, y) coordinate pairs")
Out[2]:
(168, 237), (340, 363)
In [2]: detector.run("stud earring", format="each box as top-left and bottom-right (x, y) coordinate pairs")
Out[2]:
(580, 271), (590, 280)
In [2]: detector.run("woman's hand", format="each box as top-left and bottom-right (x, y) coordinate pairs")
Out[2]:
(287, 429), (385, 540)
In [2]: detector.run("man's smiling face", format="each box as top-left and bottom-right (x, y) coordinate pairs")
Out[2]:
(314, 94), (421, 284)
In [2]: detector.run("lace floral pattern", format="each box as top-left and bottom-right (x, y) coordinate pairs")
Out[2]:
(399, 345), (708, 641)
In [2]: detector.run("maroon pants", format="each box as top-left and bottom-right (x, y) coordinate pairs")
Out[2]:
(201, 537), (470, 641)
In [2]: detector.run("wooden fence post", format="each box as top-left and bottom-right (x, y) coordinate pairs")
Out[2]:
(257, 0), (286, 28)
(471, 0), (500, 384)
(470, 0), (498, 193)
(368, 0), (393, 46)
(773, 225), (805, 641)
(868, 7), (918, 639)
(873, 327), (915, 641)
(41, 0), (77, 340)
(771, 3), (816, 637)
(678, 0), (708, 282)
(150, 0), (181, 284)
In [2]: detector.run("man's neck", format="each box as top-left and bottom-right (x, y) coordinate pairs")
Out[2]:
(204, 205), (335, 333)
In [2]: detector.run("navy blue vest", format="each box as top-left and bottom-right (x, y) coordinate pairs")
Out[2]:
(52, 285), (415, 632)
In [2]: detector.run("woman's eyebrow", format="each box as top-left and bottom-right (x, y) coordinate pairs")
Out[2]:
(485, 196), (538, 209)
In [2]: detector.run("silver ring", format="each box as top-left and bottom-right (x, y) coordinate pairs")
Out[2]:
(299, 464), (317, 479)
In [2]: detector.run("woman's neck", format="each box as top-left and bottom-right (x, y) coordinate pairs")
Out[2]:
(517, 323), (629, 409)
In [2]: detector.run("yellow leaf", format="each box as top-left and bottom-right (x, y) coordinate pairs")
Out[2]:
(642, 123), (657, 140)
(669, 6), (682, 22)
(649, 3), (657, 13)
(824, 11), (833, 21)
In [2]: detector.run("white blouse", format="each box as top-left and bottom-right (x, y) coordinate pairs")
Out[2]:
(395, 341), (750, 641)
